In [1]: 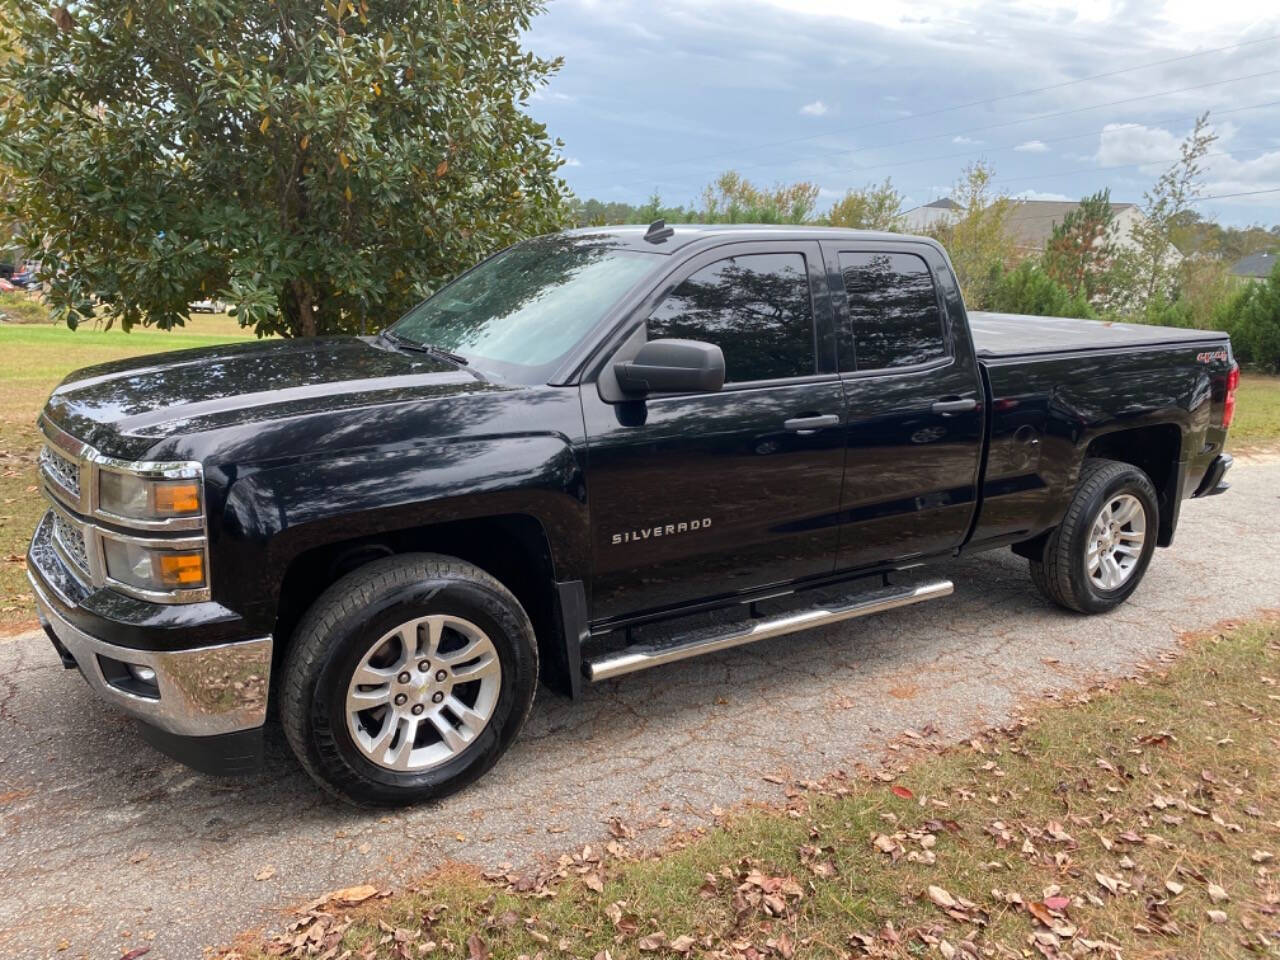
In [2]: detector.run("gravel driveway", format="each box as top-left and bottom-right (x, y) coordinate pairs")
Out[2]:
(2, 455), (1277, 960)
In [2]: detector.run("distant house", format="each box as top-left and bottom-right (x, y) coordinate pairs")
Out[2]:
(899, 198), (962, 232)
(1230, 250), (1277, 281)
(1002, 200), (1174, 263)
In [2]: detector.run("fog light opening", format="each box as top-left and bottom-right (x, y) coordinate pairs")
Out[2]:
(97, 654), (161, 699)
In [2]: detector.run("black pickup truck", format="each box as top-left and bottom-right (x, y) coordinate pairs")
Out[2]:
(27, 223), (1237, 805)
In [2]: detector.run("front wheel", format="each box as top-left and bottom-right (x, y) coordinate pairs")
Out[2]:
(1028, 458), (1159, 614)
(280, 554), (538, 806)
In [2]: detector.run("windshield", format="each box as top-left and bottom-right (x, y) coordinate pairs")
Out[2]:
(391, 236), (661, 380)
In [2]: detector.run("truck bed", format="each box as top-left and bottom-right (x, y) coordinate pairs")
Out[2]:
(969, 311), (1229, 360)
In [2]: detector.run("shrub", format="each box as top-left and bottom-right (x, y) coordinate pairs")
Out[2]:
(0, 291), (51, 324)
(1224, 262), (1280, 372)
(986, 260), (1095, 319)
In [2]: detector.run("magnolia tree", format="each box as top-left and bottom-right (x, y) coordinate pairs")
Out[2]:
(0, 1), (570, 335)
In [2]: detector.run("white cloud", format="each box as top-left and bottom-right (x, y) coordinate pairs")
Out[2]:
(800, 99), (829, 116)
(1013, 190), (1072, 201)
(952, 135), (982, 145)
(1014, 140), (1050, 153)
(1093, 121), (1280, 205)
(529, 89), (575, 103)
(1094, 122), (1180, 169)
(563, 157), (583, 167)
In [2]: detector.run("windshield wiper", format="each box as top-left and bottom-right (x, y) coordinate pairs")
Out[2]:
(377, 329), (468, 365)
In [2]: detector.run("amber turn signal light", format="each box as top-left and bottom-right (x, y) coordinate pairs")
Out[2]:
(158, 552), (205, 586)
(154, 482), (201, 515)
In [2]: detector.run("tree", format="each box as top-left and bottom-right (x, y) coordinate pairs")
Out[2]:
(988, 261), (1094, 319)
(695, 171), (819, 224)
(0, 1), (569, 336)
(822, 178), (904, 231)
(926, 161), (1014, 310)
(1043, 189), (1119, 303)
(1113, 112), (1218, 316)
(1225, 259), (1280, 372)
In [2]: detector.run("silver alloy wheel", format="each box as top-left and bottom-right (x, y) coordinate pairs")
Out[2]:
(1086, 493), (1146, 591)
(345, 614), (502, 772)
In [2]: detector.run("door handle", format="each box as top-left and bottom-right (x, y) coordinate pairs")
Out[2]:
(784, 414), (840, 434)
(930, 397), (978, 415)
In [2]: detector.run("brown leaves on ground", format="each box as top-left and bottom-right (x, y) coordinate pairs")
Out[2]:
(221, 624), (1280, 960)
(255, 885), (391, 959)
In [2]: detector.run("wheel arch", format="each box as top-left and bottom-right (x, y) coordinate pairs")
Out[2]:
(1082, 424), (1183, 547)
(270, 513), (579, 698)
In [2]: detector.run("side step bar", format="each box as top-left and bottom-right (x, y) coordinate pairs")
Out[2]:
(584, 578), (953, 682)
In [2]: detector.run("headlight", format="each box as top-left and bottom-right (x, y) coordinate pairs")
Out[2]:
(102, 538), (207, 594)
(99, 470), (202, 522)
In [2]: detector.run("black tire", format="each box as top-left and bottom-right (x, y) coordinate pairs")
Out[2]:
(280, 553), (538, 807)
(1028, 458), (1159, 614)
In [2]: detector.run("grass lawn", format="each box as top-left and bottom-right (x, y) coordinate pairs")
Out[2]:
(222, 619), (1280, 960)
(0, 316), (260, 631)
(1232, 373), (1280, 451)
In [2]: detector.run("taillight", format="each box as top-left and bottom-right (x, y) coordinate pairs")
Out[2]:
(1223, 363), (1240, 428)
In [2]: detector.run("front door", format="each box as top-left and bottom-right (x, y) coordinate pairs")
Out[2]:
(581, 241), (846, 624)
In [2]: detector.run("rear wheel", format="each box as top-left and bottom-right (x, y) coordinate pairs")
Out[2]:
(281, 553), (538, 806)
(1028, 459), (1158, 614)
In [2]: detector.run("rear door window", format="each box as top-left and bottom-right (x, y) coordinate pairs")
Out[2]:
(840, 251), (946, 371)
(647, 252), (817, 383)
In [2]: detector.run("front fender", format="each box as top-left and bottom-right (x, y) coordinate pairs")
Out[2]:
(211, 433), (589, 616)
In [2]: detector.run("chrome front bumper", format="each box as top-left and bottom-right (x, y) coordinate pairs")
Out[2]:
(29, 569), (272, 738)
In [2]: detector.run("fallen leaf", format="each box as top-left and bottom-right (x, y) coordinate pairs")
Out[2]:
(1166, 880), (1184, 895)
(1207, 909), (1228, 924)
(254, 865), (276, 882)
(467, 932), (490, 960)
(637, 932), (668, 952)
(1027, 901), (1056, 928)
(317, 884), (379, 908)
(119, 950), (150, 960)
(670, 934), (696, 954)
(891, 785), (915, 799)
(928, 885), (958, 909)
(1207, 883), (1229, 904)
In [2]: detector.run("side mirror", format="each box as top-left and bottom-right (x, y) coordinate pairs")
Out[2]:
(614, 339), (725, 395)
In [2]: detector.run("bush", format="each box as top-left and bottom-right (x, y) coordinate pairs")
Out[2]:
(1225, 262), (1280, 372)
(986, 261), (1095, 319)
(0, 291), (51, 324)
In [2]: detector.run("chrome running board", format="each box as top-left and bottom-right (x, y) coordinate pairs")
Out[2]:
(584, 578), (953, 682)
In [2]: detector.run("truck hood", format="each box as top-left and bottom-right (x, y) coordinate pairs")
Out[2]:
(44, 336), (493, 457)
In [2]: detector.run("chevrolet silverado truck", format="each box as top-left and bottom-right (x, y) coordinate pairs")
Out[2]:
(27, 223), (1237, 805)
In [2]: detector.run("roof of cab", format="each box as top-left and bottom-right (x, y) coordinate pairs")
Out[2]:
(559, 223), (937, 253)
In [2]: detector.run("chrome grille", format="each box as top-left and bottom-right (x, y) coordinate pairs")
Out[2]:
(40, 444), (81, 498)
(52, 511), (90, 576)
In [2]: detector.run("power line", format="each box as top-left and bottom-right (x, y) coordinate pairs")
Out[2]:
(619, 68), (1280, 194)
(809, 99), (1280, 190)
(616, 32), (1280, 177)
(1190, 187), (1280, 202)
(991, 145), (1270, 191)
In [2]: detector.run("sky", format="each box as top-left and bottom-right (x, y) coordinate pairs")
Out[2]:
(521, 0), (1280, 227)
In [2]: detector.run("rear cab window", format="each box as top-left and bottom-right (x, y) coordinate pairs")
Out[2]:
(838, 251), (948, 372)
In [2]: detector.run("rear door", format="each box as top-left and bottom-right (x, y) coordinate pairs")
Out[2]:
(581, 241), (846, 623)
(821, 241), (984, 571)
